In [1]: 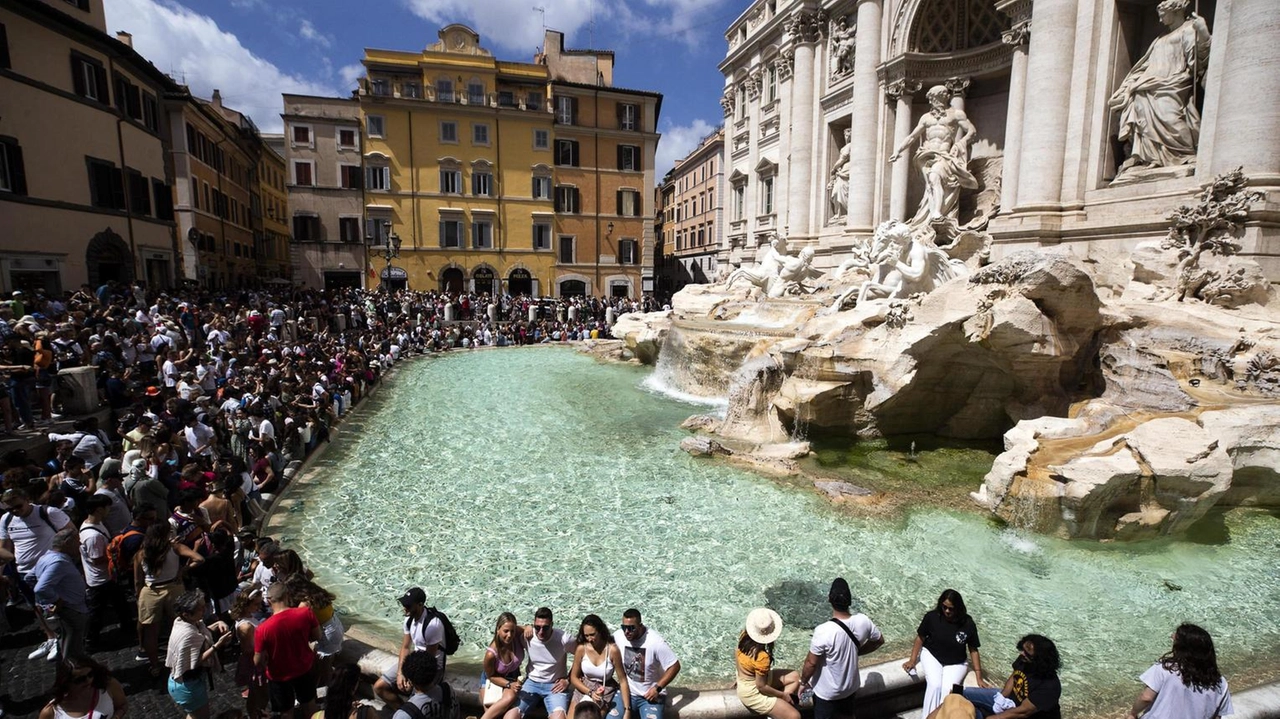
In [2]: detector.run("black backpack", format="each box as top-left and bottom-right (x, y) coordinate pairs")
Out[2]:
(397, 683), (453, 719)
(2, 505), (58, 534)
(413, 607), (460, 656)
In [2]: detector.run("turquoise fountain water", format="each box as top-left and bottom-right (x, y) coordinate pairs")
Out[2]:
(276, 348), (1280, 715)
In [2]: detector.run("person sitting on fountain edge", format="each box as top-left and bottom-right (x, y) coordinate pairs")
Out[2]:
(375, 587), (448, 710)
(614, 609), (680, 719)
(963, 634), (1062, 719)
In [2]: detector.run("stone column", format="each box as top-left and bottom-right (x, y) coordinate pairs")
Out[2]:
(846, 0), (884, 230)
(1208, 0), (1280, 180)
(786, 8), (824, 238)
(997, 0), (1032, 213)
(945, 77), (971, 111)
(885, 79), (922, 221)
(1013, 0), (1077, 212)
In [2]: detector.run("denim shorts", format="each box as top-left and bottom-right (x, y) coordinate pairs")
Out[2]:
(517, 680), (571, 717)
(168, 674), (210, 712)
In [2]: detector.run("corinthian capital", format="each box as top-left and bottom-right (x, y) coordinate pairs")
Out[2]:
(787, 8), (828, 44)
(777, 50), (795, 81)
(945, 76), (972, 99)
(721, 88), (736, 116)
(1001, 20), (1031, 47)
(884, 78), (921, 105)
(746, 70), (762, 100)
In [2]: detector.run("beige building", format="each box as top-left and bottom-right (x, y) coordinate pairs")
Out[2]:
(659, 127), (724, 291)
(0, 0), (178, 293)
(257, 136), (290, 281)
(167, 89), (262, 288)
(282, 94), (365, 289)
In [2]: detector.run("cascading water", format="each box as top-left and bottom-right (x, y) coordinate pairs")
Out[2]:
(640, 323), (728, 411)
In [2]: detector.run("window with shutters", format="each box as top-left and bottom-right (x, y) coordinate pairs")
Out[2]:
(366, 115), (385, 138)
(473, 220), (493, 248)
(618, 103), (639, 131)
(71, 54), (107, 104)
(142, 93), (159, 132)
(440, 218), (463, 248)
(152, 178), (173, 220)
(619, 239), (638, 264)
(472, 171), (492, 197)
(618, 145), (641, 171)
(293, 161), (314, 187)
(112, 73), (142, 121)
(468, 81), (485, 106)
(86, 157), (124, 210)
(559, 236), (575, 264)
(473, 123), (490, 145)
(440, 169), (461, 194)
(365, 218), (390, 245)
(527, 92), (543, 111)
(339, 217), (361, 243)
(555, 139), (579, 167)
(370, 78), (390, 96)
(292, 124), (312, 146)
(436, 78), (454, 102)
(617, 189), (641, 217)
(339, 164), (362, 190)
(534, 129), (550, 150)
(440, 121), (457, 143)
(338, 129), (357, 149)
(555, 186), (580, 214)
(0, 137), (27, 195)
(293, 215), (321, 242)
(533, 222), (552, 250)
(127, 168), (151, 215)
(555, 95), (575, 125)
(532, 175), (551, 200)
(403, 82), (421, 99)
(366, 166), (389, 191)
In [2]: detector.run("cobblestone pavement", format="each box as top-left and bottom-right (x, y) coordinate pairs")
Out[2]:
(0, 604), (246, 718)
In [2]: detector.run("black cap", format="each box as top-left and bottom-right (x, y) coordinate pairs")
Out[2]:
(399, 587), (426, 608)
(828, 577), (852, 609)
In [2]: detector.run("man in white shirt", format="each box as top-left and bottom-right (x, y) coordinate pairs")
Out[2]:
(614, 609), (680, 719)
(517, 607), (576, 719)
(375, 587), (446, 710)
(799, 578), (884, 719)
(184, 415), (216, 459)
(80, 494), (131, 649)
(1, 488), (73, 658)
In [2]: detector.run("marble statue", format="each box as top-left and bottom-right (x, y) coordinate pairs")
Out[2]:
(830, 17), (855, 78)
(725, 234), (819, 298)
(1108, 0), (1211, 180)
(836, 221), (968, 307)
(889, 85), (978, 228)
(828, 128), (852, 220)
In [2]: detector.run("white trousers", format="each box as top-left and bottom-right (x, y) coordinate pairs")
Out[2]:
(919, 647), (969, 719)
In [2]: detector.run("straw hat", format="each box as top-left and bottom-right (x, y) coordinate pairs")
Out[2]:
(745, 608), (783, 644)
(931, 693), (975, 719)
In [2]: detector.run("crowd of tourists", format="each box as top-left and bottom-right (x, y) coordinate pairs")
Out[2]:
(0, 280), (1237, 719)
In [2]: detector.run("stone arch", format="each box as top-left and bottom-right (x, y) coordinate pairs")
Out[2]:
(86, 228), (134, 287)
(893, 0), (1009, 56)
(471, 263), (497, 296)
(556, 272), (592, 298)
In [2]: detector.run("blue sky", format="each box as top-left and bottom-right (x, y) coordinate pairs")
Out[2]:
(102, 0), (743, 180)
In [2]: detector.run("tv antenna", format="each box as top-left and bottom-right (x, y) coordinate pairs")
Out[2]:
(533, 6), (545, 29)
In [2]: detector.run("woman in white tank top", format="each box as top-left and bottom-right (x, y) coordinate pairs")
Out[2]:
(569, 614), (631, 719)
(38, 655), (127, 719)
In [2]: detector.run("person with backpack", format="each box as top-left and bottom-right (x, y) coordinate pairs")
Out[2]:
(392, 650), (458, 719)
(1, 486), (72, 660)
(79, 494), (131, 650)
(798, 578), (885, 719)
(374, 587), (461, 710)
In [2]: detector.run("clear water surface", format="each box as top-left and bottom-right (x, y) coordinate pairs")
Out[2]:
(276, 348), (1280, 715)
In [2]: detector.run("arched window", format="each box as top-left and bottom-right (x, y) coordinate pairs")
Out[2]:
(911, 0), (1009, 54)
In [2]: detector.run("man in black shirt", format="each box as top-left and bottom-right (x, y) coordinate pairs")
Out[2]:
(963, 634), (1061, 719)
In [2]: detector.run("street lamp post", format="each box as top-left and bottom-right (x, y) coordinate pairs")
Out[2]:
(380, 220), (401, 293)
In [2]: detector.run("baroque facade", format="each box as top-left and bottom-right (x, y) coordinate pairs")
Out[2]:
(719, 0), (1280, 276)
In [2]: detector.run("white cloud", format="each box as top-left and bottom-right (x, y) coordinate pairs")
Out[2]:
(401, 0), (598, 56)
(339, 63), (365, 88)
(655, 118), (717, 183)
(299, 19), (332, 49)
(103, 0), (344, 133)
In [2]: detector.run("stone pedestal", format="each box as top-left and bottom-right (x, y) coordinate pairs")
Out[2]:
(487, 303), (498, 323)
(59, 367), (98, 415)
(444, 304), (456, 322)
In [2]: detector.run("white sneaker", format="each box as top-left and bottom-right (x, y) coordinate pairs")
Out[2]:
(27, 639), (54, 660)
(46, 638), (60, 661)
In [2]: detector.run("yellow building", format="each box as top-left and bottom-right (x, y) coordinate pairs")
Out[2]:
(256, 137), (290, 281)
(358, 25), (557, 295)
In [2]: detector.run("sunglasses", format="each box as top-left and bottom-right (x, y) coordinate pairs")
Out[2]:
(72, 673), (94, 684)
(621, 624), (640, 633)
(534, 624), (553, 634)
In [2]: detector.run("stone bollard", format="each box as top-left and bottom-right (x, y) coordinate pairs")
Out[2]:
(286, 319), (297, 343)
(334, 313), (347, 332)
(568, 306), (579, 322)
(488, 303), (498, 323)
(58, 366), (99, 415)
(445, 304), (456, 322)
(528, 305), (538, 323)
(606, 307), (616, 326)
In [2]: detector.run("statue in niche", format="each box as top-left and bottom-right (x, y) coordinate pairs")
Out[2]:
(889, 85), (978, 228)
(828, 127), (852, 221)
(829, 221), (968, 310)
(829, 17), (855, 77)
(1108, 0), (1211, 180)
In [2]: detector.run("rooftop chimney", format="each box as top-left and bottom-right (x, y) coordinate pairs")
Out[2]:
(212, 89), (223, 108)
(116, 31), (133, 47)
